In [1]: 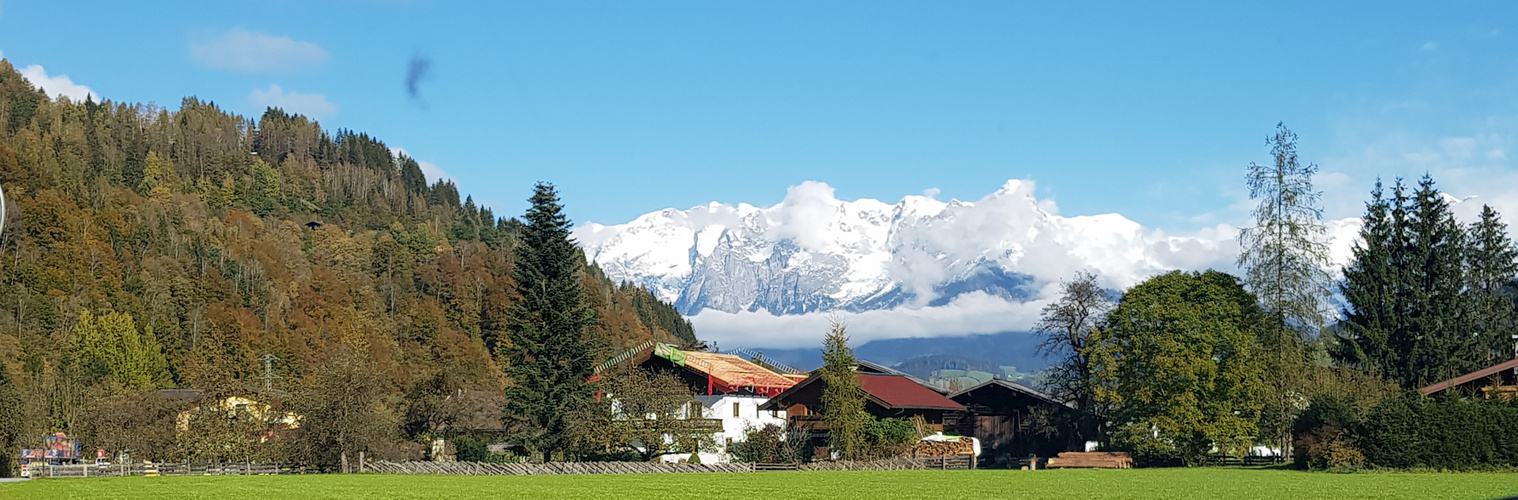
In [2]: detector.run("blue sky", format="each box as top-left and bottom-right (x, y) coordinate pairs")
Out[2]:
(2, 1), (1517, 231)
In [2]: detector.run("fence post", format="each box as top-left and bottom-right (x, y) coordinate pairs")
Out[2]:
(359, 452), (365, 473)
(341, 452), (349, 474)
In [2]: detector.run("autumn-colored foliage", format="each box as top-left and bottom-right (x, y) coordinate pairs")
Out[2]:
(0, 59), (695, 469)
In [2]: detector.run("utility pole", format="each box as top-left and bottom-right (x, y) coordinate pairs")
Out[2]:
(259, 354), (281, 394)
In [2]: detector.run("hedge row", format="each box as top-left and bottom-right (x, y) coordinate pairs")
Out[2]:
(1295, 394), (1518, 470)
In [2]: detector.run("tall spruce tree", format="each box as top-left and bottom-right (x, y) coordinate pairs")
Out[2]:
(1338, 175), (1480, 388)
(1407, 175), (1474, 386)
(1236, 123), (1330, 457)
(819, 319), (867, 460)
(1336, 180), (1405, 378)
(1467, 205), (1518, 362)
(502, 183), (601, 462)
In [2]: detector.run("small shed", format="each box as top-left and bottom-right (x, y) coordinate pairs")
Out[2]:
(949, 379), (1076, 463)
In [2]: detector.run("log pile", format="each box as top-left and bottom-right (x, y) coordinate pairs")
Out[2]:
(912, 439), (974, 457)
(1044, 451), (1134, 469)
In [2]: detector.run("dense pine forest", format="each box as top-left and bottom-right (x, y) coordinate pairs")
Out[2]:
(0, 59), (696, 468)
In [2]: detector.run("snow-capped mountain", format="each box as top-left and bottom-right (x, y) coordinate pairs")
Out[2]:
(578, 179), (1342, 323)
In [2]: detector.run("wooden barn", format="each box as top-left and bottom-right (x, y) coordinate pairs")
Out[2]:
(758, 371), (966, 456)
(948, 379), (1076, 464)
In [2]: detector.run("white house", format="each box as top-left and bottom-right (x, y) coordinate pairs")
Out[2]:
(632, 344), (802, 463)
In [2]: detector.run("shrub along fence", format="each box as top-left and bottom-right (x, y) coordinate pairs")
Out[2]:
(1295, 394), (1518, 470)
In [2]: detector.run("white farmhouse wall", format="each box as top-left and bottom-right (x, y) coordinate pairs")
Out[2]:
(659, 394), (785, 464)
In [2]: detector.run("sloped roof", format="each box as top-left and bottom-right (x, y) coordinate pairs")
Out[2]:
(679, 350), (799, 395)
(950, 379), (1074, 409)
(856, 359), (948, 394)
(857, 373), (965, 411)
(1420, 357), (1518, 396)
(760, 372), (965, 412)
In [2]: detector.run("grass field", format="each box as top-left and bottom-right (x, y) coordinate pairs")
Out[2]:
(3, 467), (1517, 499)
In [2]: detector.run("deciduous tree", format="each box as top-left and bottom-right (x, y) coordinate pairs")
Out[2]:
(1034, 270), (1112, 443)
(1092, 270), (1266, 465)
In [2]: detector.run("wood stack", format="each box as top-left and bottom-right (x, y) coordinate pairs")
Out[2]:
(1044, 451), (1134, 469)
(912, 439), (974, 457)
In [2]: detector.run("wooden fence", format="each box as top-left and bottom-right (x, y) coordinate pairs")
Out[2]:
(29, 457), (972, 478)
(1204, 455), (1285, 467)
(799, 456), (974, 471)
(352, 457), (975, 475)
(364, 461), (754, 475)
(26, 462), (295, 478)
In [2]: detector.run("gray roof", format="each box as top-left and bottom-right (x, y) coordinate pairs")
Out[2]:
(949, 379), (1074, 409)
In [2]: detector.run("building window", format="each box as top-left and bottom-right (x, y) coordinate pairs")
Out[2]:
(732, 402), (740, 417)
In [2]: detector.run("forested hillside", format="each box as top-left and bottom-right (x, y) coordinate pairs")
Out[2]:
(0, 59), (695, 465)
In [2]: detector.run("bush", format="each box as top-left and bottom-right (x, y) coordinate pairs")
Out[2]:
(1356, 395), (1518, 470)
(728, 424), (807, 463)
(1297, 393), (1518, 470)
(453, 434), (505, 463)
(861, 417), (919, 459)
(1293, 395), (1364, 472)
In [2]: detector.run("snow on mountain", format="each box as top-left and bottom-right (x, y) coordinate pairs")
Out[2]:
(575, 179), (1362, 348)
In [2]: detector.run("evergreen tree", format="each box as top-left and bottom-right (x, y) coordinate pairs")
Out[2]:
(501, 183), (600, 462)
(1407, 175), (1474, 386)
(819, 319), (867, 460)
(1467, 205), (1518, 362)
(0, 366), (21, 477)
(73, 310), (169, 391)
(1236, 123), (1330, 457)
(1338, 175), (1482, 388)
(1336, 180), (1404, 378)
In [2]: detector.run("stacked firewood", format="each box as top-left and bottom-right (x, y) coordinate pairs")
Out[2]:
(911, 439), (974, 457)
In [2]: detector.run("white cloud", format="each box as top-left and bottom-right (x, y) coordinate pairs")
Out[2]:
(583, 178), (1367, 348)
(692, 291), (1053, 349)
(1422, 41), (1439, 51)
(247, 84), (337, 120)
(18, 64), (97, 102)
(388, 146), (454, 184)
(190, 28), (329, 73)
(763, 181), (842, 251)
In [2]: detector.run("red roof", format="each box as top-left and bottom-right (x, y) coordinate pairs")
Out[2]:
(858, 373), (964, 411)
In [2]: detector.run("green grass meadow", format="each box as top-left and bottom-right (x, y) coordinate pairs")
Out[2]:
(3, 468), (1516, 499)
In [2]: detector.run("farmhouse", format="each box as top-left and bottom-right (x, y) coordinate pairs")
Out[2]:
(759, 368), (967, 455)
(632, 343), (802, 463)
(948, 379), (1076, 463)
